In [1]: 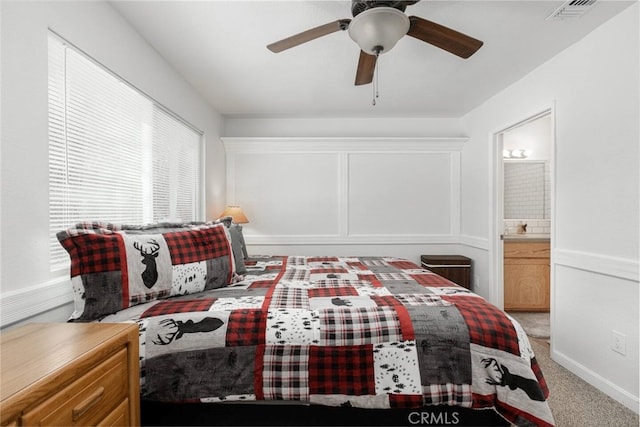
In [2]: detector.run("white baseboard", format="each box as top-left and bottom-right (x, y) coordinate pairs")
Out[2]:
(1, 277), (73, 327)
(552, 348), (640, 414)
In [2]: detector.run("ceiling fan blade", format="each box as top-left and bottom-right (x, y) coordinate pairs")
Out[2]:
(354, 50), (377, 86)
(407, 16), (483, 59)
(267, 19), (351, 53)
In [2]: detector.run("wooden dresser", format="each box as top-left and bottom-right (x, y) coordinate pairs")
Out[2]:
(503, 240), (550, 311)
(0, 322), (140, 427)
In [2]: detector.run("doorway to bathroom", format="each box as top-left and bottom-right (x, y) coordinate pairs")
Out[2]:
(492, 109), (554, 339)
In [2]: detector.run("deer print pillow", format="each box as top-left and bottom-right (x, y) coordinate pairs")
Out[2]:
(57, 222), (235, 321)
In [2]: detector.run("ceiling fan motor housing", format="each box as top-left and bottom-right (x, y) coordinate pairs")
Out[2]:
(351, 0), (419, 17)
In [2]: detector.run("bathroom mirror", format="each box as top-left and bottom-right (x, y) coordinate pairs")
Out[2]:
(504, 161), (550, 219)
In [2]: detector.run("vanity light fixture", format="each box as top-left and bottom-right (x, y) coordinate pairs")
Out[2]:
(503, 149), (531, 159)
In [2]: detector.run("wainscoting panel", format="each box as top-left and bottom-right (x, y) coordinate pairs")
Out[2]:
(228, 151), (342, 237)
(223, 137), (466, 246)
(348, 152), (454, 236)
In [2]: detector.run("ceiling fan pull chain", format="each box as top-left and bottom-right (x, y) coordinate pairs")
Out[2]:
(372, 80), (376, 106)
(372, 52), (380, 106)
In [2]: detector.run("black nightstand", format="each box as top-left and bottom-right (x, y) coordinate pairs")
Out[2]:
(420, 255), (472, 290)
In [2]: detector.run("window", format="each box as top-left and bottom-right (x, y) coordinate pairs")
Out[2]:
(48, 33), (202, 270)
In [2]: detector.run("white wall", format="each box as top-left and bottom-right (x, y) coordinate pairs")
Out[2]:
(223, 117), (473, 272)
(459, 3), (639, 412)
(0, 1), (225, 327)
(223, 137), (467, 266)
(503, 115), (552, 161)
(223, 117), (463, 138)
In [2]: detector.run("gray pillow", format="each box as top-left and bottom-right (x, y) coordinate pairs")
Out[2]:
(228, 224), (247, 274)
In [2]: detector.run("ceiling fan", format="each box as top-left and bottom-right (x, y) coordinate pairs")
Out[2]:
(267, 0), (483, 86)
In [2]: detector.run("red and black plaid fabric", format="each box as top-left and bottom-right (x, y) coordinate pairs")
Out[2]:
(73, 221), (123, 231)
(59, 231), (123, 277)
(312, 279), (371, 288)
(308, 345), (375, 396)
(258, 260), (289, 308)
(281, 269), (310, 282)
(269, 287), (309, 309)
(471, 392), (495, 409)
(423, 384), (472, 407)
(164, 225), (230, 265)
(310, 267), (348, 275)
(369, 295), (415, 341)
(389, 393), (424, 408)
(374, 272), (411, 281)
(226, 309), (265, 346)
(285, 256), (307, 266)
(531, 357), (549, 399)
(391, 294), (451, 306)
(388, 260), (420, 270)
(308, 287), (359, 298)
(361, 259), (389, 267)
(140, 298), (216, 318)
(249, 280), (278, 289)
(260, 345), (309, 401)
(410, 272), (457, 287)
(307, 256), (339, 263)
(319, 307), (403, 346)
(445, 296), (520, 356)
(345, 261), (368, 270)
(129, 289), (170, 307)
(356, 273), (382, 287)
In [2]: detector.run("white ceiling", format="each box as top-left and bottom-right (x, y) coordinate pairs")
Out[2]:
(110, 0), (634, 118)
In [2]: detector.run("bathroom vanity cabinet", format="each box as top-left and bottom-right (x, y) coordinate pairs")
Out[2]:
(503, 239), (550, 311)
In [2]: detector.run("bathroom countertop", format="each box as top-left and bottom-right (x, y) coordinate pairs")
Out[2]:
(503, 234), (550, 243)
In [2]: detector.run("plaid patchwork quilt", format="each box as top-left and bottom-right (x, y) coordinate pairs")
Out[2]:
(100, 255), (554, 426)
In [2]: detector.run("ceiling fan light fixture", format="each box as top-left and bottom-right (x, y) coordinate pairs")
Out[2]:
(348, 7), (410, 55)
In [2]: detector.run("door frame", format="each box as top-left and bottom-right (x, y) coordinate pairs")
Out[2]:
(489, 105), (556, 316)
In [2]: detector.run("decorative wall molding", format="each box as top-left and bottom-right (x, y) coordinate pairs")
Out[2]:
(224, 136), (468, 247)
(459, 234), (490, 251)
(1, 276), (73, 327)
(247, 234), (461, 246)
(222, 137), (468, 154)
(554, 248), (639, 282)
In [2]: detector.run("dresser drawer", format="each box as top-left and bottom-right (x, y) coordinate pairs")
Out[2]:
(22, 348), (128, 426)
(99, 399), (130, 427)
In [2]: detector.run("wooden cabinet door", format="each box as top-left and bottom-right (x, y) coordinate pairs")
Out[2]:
(503, 242), (550, 311)
(504, 258), (550, 310)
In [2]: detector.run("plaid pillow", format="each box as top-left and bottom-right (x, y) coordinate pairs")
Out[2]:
(57, 222), (235, 321)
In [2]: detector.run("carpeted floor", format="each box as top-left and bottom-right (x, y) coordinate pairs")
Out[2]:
(507, 311), (550, 338)
(530, 337), (639, 426)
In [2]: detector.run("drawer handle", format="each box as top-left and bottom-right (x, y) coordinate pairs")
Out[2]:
(72, 386), (105, 421)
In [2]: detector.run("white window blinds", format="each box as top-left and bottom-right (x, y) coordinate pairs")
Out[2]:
(48, 33), (202, 270)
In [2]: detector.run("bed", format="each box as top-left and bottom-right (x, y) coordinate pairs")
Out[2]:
(57, 220), (555, 427)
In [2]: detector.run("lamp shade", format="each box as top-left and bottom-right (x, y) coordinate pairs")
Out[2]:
(348, 7), (410, 55)
(219, 206), (249, 224)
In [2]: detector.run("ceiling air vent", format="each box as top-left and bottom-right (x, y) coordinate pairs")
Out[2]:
(547, 0), (597, 20)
